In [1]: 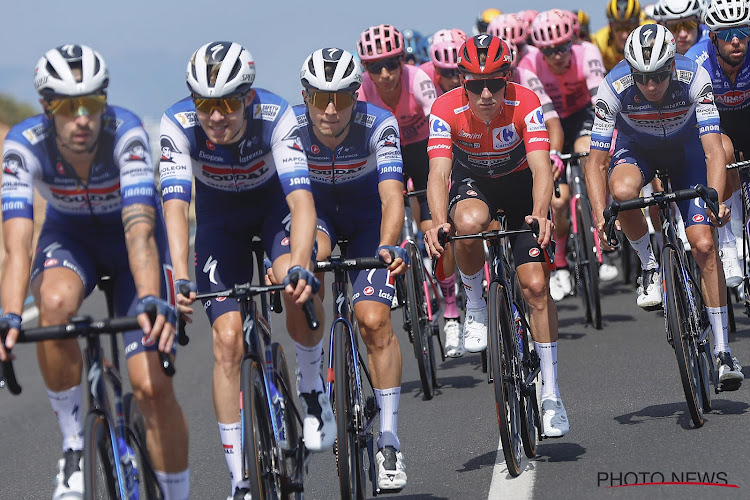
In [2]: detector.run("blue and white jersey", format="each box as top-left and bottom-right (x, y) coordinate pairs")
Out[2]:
(685, 38), (750, 113)
(159, 89), (310, 204)
(591, 55), (721, 151)
(293, 101), (403, 211)
(2, 106), (157, 225)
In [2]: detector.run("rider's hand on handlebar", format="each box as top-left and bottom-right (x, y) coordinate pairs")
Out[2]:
(136, 295), (177, 353)
(0, 312), (22, 361)
(525, 215), (554, 248)
(376, 245), (410, 276)
(550, 153), (564, 181)
(424, 222), (452, 258)
(174, 279), (196, 325)
(282, 265), (320, 305)
(707, 202), (730, 228)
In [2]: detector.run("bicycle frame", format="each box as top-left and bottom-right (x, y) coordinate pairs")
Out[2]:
(566, 157), (603, 266)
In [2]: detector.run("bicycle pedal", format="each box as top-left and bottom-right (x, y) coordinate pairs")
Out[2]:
(643, 304), (663, 312)
(719, 379), (742, 392)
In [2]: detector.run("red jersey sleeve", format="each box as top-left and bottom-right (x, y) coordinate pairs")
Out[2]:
(427, 90), (460, 160)
(510, 84), (550, 154)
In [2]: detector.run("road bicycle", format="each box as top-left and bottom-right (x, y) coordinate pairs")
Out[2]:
(314, 244), (390, 498)
(400, 189), (443, 400)
(438, 218), (544, 476)
(560, 151), (603, 329)
(0, 277), (175, 499)
(604, 175), (723, 427)
(194, 240), (317, 500)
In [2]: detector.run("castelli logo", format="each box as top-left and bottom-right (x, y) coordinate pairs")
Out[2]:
(692, 214), (704, 223)
(467, 189), (477, 196)
(364, 286), (374, 295)
(141, 335), (156, 347)
(44, 258), (58, 267)
(206, 140), (215, 150)
(311, 144), (320, 154)
(529, 248), (540, 257)
(56, 162), (66, 175)
(281, 237), (290, 246)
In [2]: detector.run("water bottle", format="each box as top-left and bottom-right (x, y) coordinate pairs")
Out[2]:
(512, 304), (524, 361)
(117, 437), (139, 499)
(269, 383), (288, 450)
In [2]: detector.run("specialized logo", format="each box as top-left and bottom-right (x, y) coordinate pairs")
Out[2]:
(203, 256), (218, 285)
(336, 293), (346, 314)
(529, 248), (540, 257)
(476, 34), (489, 46)
(692, 214), (704, 223)
(326, 48), (340, 59)
(160, 136), (181, 163)
(2, 152), (26, 178)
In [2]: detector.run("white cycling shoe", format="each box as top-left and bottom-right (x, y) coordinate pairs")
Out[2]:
(53, 449), (83, 500)
(444, 319), (465, 358)
(463, 305), (488, 352)
(376, 446), (407, 491)
(541, 396), (570, 438)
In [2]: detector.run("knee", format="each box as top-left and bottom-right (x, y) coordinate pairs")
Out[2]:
(454, 209), (488, 236)
(212, 326), (243, 367)
(38, 290), (78, 318)
(358, 312), (393, 351)
(131, 372), (174, 412)
(610, 180), (640, 203)
(522, 273), (549, 309)
(691, 235), (716, 263)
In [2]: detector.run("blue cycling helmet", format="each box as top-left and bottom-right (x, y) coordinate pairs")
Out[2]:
(402, 29), (431, 64)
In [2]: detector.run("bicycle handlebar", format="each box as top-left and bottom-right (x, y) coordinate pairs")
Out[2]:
(558, 151), (590, 162)
(176, 282), (191, 346)
(403, 189), (427, 198)
(314, 256), (387, 273)
(603, 184), (719, 248)
(0, 305), (174, 395)
(726, 159), (750, 171)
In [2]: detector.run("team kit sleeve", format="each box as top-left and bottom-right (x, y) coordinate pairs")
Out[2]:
(690, 66), (722, 136)
(518, 68), (560, 122)
(114, 124), (158, 209)
(589, 77), (621, 152)
(1, 138), (38, 221)
(426, 96), (454, 161)
(158, 114), (195, 204)
(412, 66), (438, 116)
(517, 89), (550, 153)
(369, 113), (404, 184)
(269, 106), (312, 196)
(583, 42), (606, 106)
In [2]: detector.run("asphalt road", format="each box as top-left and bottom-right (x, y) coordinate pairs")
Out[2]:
(1, 270), (749, 500)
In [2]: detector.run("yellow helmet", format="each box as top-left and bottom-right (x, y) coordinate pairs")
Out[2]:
(606, 0), (642, 22)
(476, 8), (503, 33)
(577, 10), (590, 26)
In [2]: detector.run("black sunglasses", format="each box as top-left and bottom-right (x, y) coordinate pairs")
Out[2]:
(365, 57), (402, 73)
(463, 78), (507, 94)
(632, 69), (672, 85)
(540, 42), (572, 57)
(438, 67), (460, 79)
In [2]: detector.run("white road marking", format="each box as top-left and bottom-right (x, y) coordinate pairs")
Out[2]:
(487, 440), (535, 500)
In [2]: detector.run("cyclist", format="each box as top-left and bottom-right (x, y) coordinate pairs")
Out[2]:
(475, 7), (502, 34)
(421, 28), (469, 96)
(592, 0), (645, 72)
(585, 24), (744, 386)
(402, 29), (430, 65)
(423, 35), (570, 438)
(685, 0), (750, 288)
(158, 41), (326, 500)
(577, 10), (592, 41)
(487, 13), (540, 64)
(295, 47), (409, 490)
(356, 24), (437, 234)
(521, 10), (615, 300)
(0, 44), (189, 499)
(652, 0), (706, 54)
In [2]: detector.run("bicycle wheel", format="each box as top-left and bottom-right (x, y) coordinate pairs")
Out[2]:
(271, 343), (302, 498)
(405, 242), (435, 400)
(697, 339), (713, 413)
(513, 294), (539, 458)
(124, 393), (163, 500)
(241, 357), (279, 499)
(662, 248), (706, 427)
(577, 197), (602, 329)
(333, 321), (366, 500)
(488, 280), (524, 476)
(83, 411), (119, 500)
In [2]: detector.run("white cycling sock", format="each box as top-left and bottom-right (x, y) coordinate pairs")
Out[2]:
(628, 233), (658, 271)
(294, 339), (324, 394)
(707, 306), (730, 355)
(154, 469), (190, 500)
(47, 385), (84, 452)
(535, 342), (560, 399)
(218, 422), (247, 493)
(460, 268), (485, 309)
(375, 387), (401, 450)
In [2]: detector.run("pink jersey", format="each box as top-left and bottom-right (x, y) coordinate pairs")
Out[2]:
(517, 41), (604, 119)
(359, 64), (437, 145)
(512, 66), (559, 122)
(516, 44), (540, 68)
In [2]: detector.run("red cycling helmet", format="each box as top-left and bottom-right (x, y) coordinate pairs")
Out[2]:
(457, 34), (512, 76)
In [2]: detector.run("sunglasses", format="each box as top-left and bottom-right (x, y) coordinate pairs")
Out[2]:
(540, 42), (572, 57)
(463, 77), (507, 94)
(438, 68), (461, 79)
(716, 27), (750, 42)
(47, 95), (107, 117)
(665, 20), (698, 33)
(365, 57), (402, 73)
(307, 91), (356, 111)
(611, 22), (639, 34)
(631, 68), (672, 85)
(192, 96), (245, 114)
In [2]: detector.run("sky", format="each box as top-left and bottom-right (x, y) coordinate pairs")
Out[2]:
(0, 0), (609, 124)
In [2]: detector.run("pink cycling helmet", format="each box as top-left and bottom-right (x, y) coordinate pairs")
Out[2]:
(430, 28), (469, 68)
(357, 24), (404, 61)
(487, 14), (528, 45)
(531, 9), (576, 47)
(517, 10), (539, 28)
(566, 10), (581, 37)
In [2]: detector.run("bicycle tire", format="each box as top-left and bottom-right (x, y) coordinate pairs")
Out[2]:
(579, 197), (602, 329)
(663, 248), (705, 427)
(333, 321), (366, 500)
(271, 343), (302, 499)
(513, 299), (539, 458)
(83, 411), (119, 500)
(698, 340), (713, 413)
(406, 242), (435, 400)
(241, 357), (279, 499)
(488, 280), (523, 476)
(124, 393), (163, 500)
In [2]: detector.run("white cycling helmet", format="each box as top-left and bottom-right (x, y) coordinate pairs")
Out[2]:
(186, 41), (255, 97)
(300, 48), (362, 92)
(703, 0), (750, 31)
(624, 24), (677, 71)
(653, 0), (703, 21)
(34, 44), (109, 97)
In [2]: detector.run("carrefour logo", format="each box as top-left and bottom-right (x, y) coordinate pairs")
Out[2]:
(429, 116), (451, 139)
(492, 125), (518, 149)
(524, 107), (546, 132)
